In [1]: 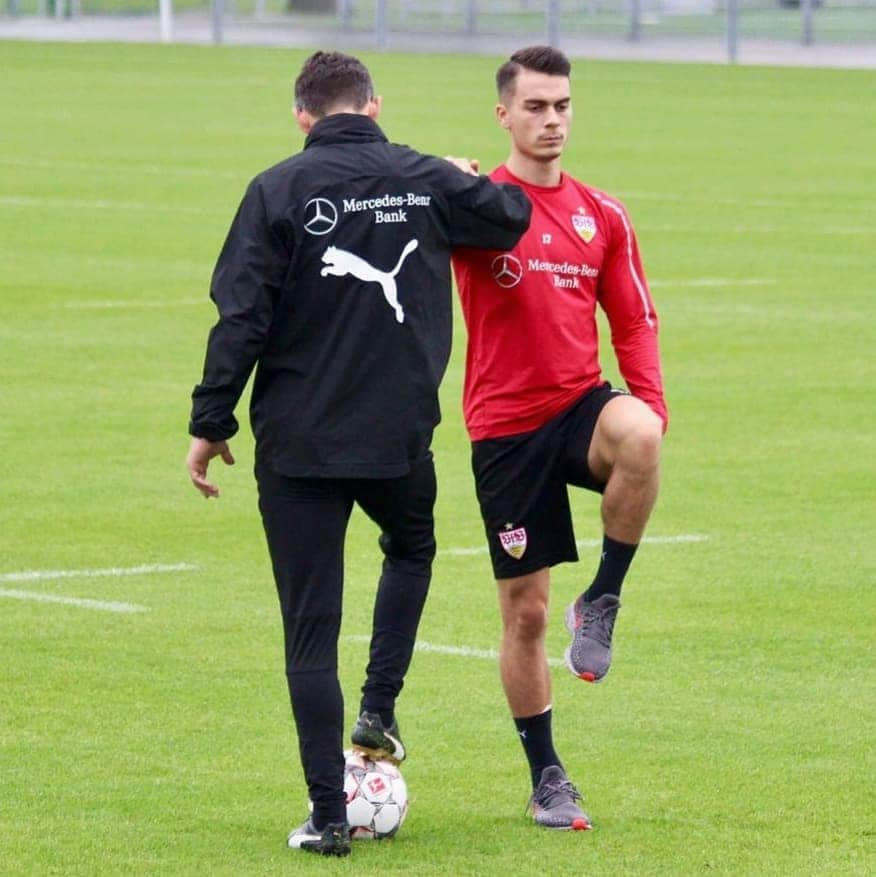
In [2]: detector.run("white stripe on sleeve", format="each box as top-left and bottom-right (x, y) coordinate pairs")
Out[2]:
(594, 194), (655, 329)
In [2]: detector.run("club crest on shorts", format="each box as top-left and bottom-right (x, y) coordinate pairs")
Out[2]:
(572, 207), (596, 243)
(498, 523), (527, 560)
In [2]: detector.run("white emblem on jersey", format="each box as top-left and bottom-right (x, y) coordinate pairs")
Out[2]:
(499, 524), (527, 560)
(542, 233), (552, 245)
(304, 198), (338, 236)
(572, 207), (596, 243)
(491, 254), (524, 288)
(320, 239), (419, 324)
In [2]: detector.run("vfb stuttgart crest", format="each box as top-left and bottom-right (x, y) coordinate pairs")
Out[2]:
(572, 207), (596, 243)
(498, 523), (527, 560)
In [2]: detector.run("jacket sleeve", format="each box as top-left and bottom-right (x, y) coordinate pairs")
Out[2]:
(189, 178), (290, 441)
(443, 168), (532, 251)
(596, 197), (669, 432)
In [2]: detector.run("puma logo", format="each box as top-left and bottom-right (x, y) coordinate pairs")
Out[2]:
(320, 239), (419, 323)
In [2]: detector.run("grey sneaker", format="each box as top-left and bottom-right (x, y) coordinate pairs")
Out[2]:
(351, 711), (406, 764)
(287, 818), (351, 856)
(529, 765), (591, 830)
(564, 593), (621, 682)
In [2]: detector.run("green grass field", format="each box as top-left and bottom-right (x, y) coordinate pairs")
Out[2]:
(1, 41), (874, 875)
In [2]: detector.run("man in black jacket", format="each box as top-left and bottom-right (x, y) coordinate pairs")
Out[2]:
(186, 51), (530, 856)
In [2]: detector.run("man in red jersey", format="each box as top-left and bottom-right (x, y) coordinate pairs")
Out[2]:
(452, 46), (668, 830)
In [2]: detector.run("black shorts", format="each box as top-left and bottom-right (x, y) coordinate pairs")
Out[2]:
(471, 383), (627, 579)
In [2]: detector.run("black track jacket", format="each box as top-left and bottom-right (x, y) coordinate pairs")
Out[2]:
(189, 114), (531, 478)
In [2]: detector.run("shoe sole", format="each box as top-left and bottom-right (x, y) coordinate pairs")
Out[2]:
(289, 822), (351, 856)
(563, 603), (603, 684)
(290, 836), (351, 856)
(563, 818), (592, 831)
(534, 815), (592, 831)
(290, 834), (351, 856)
(299, 843), (351, 856)
(351, 728), (405, 764)
(351, 741), (404, 765)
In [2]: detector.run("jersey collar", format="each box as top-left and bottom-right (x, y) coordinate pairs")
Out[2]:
(499, 164), (567, 193)
(304, 114), (389, 150)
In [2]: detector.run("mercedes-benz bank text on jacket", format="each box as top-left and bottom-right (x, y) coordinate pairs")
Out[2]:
(190, 114), (531, 478)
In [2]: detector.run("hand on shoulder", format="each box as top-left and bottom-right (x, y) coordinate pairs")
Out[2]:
(443, 156), (481, 176)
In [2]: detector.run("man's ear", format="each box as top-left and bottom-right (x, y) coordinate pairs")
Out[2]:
(294, 106), (315, 134)
(496, 102), (511, 130)
(367, 95), (383, 120)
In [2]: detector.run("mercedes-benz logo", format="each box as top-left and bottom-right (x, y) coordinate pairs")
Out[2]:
(491, 254), (523, 288)
(303, 197), (338, 236)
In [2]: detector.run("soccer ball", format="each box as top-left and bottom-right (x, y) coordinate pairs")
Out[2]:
(343, 749), (408, 839)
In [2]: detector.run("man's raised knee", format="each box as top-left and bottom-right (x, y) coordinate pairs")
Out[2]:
(622, 412), (663, 470)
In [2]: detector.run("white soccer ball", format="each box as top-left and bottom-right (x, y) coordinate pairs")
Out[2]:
(343, 749), (408, 840)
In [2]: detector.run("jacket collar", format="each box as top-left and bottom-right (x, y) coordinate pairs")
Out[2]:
(304, 113), (388, 150)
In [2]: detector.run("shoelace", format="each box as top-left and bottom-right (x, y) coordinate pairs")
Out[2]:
(579, 600), (619, 648)
(529, 776), (583, 811)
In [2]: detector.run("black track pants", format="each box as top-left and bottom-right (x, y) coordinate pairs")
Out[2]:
(255, 459), (436, 824)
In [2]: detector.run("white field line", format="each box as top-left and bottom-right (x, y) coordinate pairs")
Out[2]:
(0, 562), (197, 583)
(0, 589), (147, 614)
(623, 190), (873, 212)
(442, 533), (709, 558)
(60, 281), (771, 314)
(0, 563), (197, 614)
(0, 164), (855, 210)
(1, 193), (870, 235)
(61, 280), (768, 311)
(64, 298), (207, 310)
(643, 222), (871, 236)
(666, 300), (858, 323)
(648, 278), (776, 288)
(0, 195), (221, 216)
(0, 156), (244, 180)
(344, 634), (565, 668)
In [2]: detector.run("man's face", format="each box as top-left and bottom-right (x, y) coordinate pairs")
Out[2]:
(497, 69), (572, 163)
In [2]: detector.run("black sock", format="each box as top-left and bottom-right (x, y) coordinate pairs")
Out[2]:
(513, 709), (562, 789)
(583, 535), (638, 603)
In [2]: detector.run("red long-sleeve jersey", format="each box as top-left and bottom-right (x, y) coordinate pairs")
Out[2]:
(452, 165), (668, 441)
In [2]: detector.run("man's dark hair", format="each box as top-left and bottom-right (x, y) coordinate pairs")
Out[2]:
(294, 51), (375, 118)
(496, 46), (571, 99)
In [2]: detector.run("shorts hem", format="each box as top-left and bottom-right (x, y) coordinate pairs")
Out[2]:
(491, 550), (578, 580)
